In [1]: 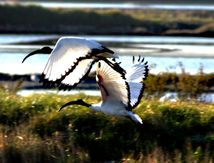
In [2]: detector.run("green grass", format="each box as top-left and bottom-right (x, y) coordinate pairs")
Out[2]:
(1, 5), (214, 36)
(0, 89), (214, 162)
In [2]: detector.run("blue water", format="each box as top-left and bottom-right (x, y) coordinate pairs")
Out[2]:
(0, 34), (58, 45)
(1, 2), (214, 10)
(1, 34), (214, 45)
(0, 35), (213, 75)
(119, 56), (214, 74)
(1, 52), (213, 75)
(1, 34), (213, 102)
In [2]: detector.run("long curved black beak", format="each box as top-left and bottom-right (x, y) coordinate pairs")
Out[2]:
(22, 46), (53, 63)
(59, 99), (91, 112)
(59, 101), (78, 112)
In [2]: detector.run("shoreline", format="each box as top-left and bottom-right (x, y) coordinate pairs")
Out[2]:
(1, 44), (214, 58)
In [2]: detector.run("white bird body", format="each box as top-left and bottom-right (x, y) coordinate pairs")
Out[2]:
(92, 100), (127, 116)
(45, 37), (112, 80)
(60, 56), (149, 124)
(22, 36), (118, 90)
(23, 36), (148, 124)
(94, 58), (148, 124)
(91, 101), (143, 124)
(42, 37), (118, 90)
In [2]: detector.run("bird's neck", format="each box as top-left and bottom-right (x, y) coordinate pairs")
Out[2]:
(80, 101), (92, 108)
(76, 100), (102, 112)
(90, 103), (102, 112)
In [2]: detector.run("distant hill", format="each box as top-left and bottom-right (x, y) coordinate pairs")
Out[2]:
(0, 5), (214, 37)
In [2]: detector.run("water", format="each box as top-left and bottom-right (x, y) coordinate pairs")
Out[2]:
(17, 89), (100, 97)
(1, 51), (213, 75)
(1, 1), (214, 10)
(17, 89), (214, 103)
(84, 36), (214, 44)
(0, 34), (213, 75)
(159, 92), (214, 103)
(0, 34), (58, 45)
(2, 35), (214, 45)
(1, 34), (213, 102)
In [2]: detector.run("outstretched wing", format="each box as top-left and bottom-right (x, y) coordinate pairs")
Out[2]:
(96, 60), (129, 108)
(125, 57), (149, 109)
(41, 37), (114, 90)
(42, 59), (95, 90)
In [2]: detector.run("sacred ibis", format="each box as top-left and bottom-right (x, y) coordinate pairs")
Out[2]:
(22, 37), (122, 90)
(60, 56), (149, 124)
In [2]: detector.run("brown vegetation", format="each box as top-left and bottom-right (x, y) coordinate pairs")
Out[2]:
(0, 90), (213, 162)
(1, 5), (214, 36)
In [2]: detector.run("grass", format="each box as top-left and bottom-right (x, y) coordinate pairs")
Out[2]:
(1, 5), (214, 36)
(0, 89), (214, 162)
(1, 69), (214, 99)
(144, 72), (214, 98)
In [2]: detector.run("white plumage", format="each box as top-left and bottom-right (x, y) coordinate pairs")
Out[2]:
(22, 37), (118, 90)
(60, 56), (149, 124)
(125, 57), (148, 108)
(23, 36), (149, 124)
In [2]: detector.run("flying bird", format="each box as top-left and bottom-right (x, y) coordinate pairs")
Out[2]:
(60, 56), (149, 124)
(22, 37), (122, 90)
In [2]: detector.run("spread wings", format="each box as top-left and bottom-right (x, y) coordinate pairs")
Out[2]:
(96, 60), (129, 107)
(40, 37), (114, 90)
(125, 57), (149, 108)
(42, 59), (95, 90)
(96, 57), (149, 110)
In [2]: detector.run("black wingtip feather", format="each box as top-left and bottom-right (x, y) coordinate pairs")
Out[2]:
(98, 57), (126, 75)
(40, 59), (96, 91)
(91, 46), (114, 56)
(141, 58), (144, 63)
(129, 56), (149, 110)
(101, 46), (114, 54)
(132, 56), (135, 63)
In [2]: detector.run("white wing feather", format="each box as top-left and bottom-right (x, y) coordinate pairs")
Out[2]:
(96, 60), (129, 107)
(43, 37), (101, 81)
(60, 59), (94, 87)
(125, 61), (148, 108)
(126, 63), (148, 82)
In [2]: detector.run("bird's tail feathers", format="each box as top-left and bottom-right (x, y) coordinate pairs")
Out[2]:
(127, 111), (143, 124)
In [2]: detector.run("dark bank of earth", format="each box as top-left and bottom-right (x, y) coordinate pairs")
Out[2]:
(1, 5), (214, 37)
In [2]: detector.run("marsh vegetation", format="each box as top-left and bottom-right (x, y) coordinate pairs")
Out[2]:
(0, 2), (214, 162)
(0, 89), (213, 162)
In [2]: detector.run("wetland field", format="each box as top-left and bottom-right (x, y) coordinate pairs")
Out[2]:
(0, 2), (214, 162)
